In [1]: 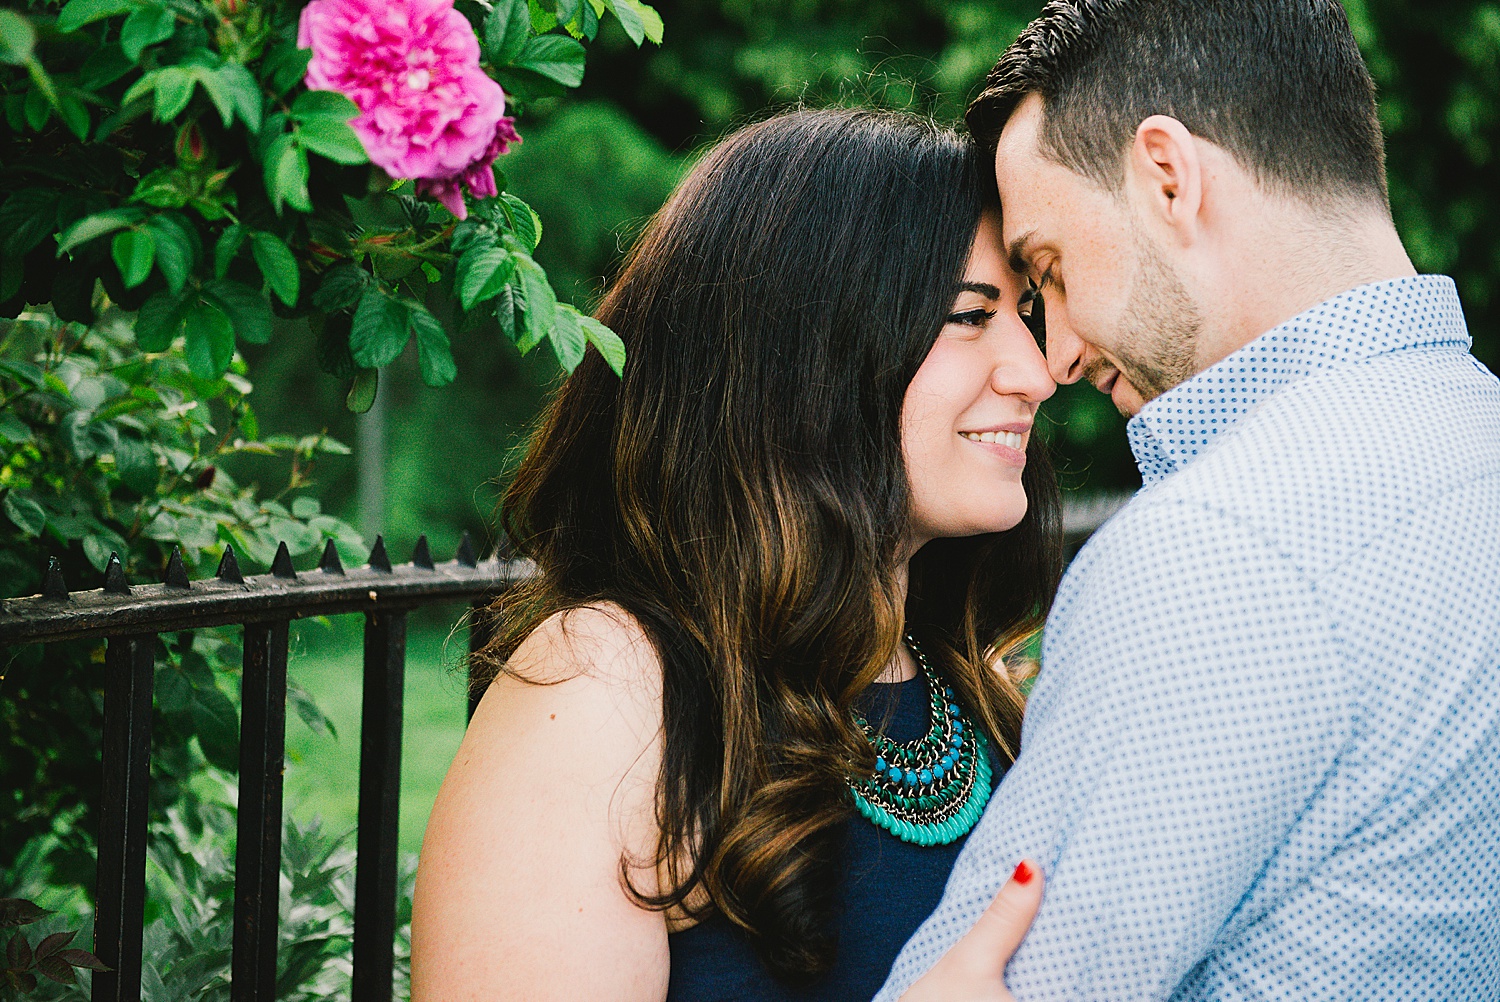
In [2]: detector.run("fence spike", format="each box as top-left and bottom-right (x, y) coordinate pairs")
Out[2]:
(104, 552), (132, 595)
(164, 547), (190, 589)
(318, 539), (345, 575)
(217, 545), (245, 584)
(271, 541), (297, 580)
(455, 531), (477, 567)
(42, 556), (69, 600)
(368, 535), (392, 573)
(412, 535), (434, 570)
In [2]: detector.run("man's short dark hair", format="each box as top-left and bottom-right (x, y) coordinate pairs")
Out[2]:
(968, 0), (1388, 205)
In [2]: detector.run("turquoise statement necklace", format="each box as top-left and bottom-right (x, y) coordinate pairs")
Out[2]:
(847, 636), (993, 846)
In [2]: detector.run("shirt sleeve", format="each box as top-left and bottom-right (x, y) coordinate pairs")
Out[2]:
(875, 498), (1355, 1001)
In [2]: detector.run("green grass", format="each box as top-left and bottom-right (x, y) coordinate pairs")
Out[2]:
(281, 608), (474, 860)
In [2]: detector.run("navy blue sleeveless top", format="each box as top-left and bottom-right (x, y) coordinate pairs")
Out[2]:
(666, 671), (1003, 1000)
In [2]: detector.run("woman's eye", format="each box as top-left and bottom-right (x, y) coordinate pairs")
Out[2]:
(947, 308), (997, 328)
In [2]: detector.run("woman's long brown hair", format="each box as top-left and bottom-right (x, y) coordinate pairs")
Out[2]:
(479, 108), (1063, 984)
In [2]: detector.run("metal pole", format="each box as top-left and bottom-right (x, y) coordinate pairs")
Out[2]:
(352, 609), (407, 1001)
(93, 634), (155, 1002)
(231, 620), (290, 1001)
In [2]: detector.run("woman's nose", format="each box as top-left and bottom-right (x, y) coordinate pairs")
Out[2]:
(993, 323), (1056, 404)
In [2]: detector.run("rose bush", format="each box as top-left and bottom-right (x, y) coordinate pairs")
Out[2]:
(0, 0), (658, 409)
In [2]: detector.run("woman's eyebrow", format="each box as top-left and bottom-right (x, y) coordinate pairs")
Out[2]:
(959, 281), (1002, 299)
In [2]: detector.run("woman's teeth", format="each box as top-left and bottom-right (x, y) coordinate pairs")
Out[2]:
(961, 431), (1024, 449)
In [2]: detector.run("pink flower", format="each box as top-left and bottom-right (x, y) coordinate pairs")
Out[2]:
(299, 0), (515, 218)
(415, 117), (521, 217)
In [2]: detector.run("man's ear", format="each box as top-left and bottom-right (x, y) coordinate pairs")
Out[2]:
(1130, 115), (1203, 244)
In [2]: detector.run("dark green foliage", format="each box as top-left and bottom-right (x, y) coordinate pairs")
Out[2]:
(0, 312), (359, 992)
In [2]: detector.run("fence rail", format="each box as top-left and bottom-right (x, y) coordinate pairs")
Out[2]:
(0, 533), (522, 1002)
(0, 490), (1131, 1000)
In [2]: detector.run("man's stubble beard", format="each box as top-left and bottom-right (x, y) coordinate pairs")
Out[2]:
(1090, 230), (1202, 413)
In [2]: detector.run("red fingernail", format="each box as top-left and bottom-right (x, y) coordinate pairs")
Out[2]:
(1012, 860), (1035, 885)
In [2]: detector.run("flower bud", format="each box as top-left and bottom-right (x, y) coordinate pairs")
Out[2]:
(175, 123), (207, 166)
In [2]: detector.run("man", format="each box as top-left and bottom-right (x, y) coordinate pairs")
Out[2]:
(881, 1), (1500, 999)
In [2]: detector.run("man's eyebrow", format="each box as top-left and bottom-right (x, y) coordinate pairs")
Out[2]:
(958, 281), (1002, 299)
(1006, 230), (1037, 274)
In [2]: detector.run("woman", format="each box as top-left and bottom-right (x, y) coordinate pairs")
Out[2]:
(410, 107), (1061, 1000)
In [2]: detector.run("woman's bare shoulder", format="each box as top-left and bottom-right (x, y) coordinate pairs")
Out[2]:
(411, 601), (671, 1000)
(504, 601), (663, 694)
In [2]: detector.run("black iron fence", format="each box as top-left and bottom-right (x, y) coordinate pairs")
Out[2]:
(0, 533), (524, 1002)
(0, 491), (1131, 1001)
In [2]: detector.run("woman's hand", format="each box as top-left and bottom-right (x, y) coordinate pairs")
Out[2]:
(898, 860), (1044, 1002)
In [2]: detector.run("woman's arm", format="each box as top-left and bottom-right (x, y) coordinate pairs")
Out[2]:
(411, 606), (670, 1001)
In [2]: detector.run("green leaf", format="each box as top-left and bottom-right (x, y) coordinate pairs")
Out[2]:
(513, 35), (586, 88)
(204, 278), (273, 345)
(143, 214), (195, 294)
(549, 302), (587, 372)
(501, 193), (542, 253)
(120, 6), (174, 63)
(513, 254), (556, 354)
(350, 287), (409, 368)
(0, 412), (33, 444)
(409, 303), (456, 386)
(250, 232), (299, 306)
(214, 62), (262, 132)
(1, 188), (60, 258)
(213, 223), (246, 279)
(56, 0), (136, 34)
(79, 43), (133, 89)
(23, 81), (50, 130)
(182, 301), (235, 378)
(114, 433), (157, 493)
(528, 0), (558, 33)
(290, 89), (359, 121)
(483, 0), (531, 66)
(555, 0), (581, 34)
(345, 368), (377, 413)
(81, 535), (114, 572)
(261, 41), (312, 98)
(191, 683), (240, 771)
(296, 118), (368, 165)
(456, 246), (515, 309)
(152, 66), (195, 122)
(134, 290), (187, 350)
(3, 491), (47, 536)
(55, 208), (144, 255)
(112, 228), (156, 288)
(56, 93), (90, 141)
(0, 10), (36, 66)
(288, 680), (337, 738)
(616, 0), (662, 44)
(578, 313), (626, 375)
(264, 133), (311, 214)
(312, 263), (368, 311)
(195, 66), (237, 128)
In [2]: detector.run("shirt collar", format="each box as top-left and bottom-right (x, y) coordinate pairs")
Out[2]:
(1126, 274), (1471, 487)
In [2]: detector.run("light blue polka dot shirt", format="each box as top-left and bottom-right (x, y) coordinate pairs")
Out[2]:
(876, 275), (1500, 1001)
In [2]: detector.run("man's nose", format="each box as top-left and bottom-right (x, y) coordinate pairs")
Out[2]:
(1044, 315), (1088, 385)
